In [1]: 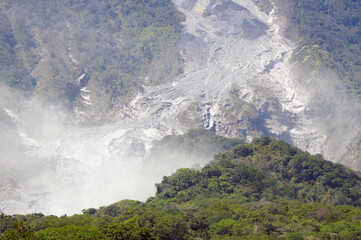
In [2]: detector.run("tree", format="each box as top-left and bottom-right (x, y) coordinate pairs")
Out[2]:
(101, 221), (155, 240)
(2, 220), (36, 240)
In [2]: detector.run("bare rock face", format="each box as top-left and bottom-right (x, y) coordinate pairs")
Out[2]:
(0, 0), (359, 215)
(163, 0), (326, 152)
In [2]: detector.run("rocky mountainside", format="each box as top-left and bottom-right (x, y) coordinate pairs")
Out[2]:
(0, 0), (359, 214)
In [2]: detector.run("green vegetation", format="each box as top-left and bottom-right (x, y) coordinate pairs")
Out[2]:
(0, 0), (183, 105)
(2, 137), (361, 239)
(0, 13), (35, 91)
(290, 0), (361, 95)
(155, 137), (361, 207)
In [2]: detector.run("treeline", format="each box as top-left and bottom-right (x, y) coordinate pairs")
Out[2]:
(148, 129), (244, 161)
(1, 137), (361, 239)
(155, 137), (361, 206)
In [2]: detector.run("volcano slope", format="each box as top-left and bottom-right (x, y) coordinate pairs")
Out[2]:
(0, 0), (360, 214)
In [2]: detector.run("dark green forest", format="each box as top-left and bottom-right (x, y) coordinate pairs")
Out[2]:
(2, 137), (361, 239)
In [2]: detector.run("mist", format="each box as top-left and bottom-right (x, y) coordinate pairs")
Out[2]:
(0, 86), (219, 215)
(291, 64), (361, 162)
(0, 0), (360, 217)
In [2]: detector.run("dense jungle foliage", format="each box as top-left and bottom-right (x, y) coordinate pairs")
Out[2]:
(290, 0), (361, 96)
(1, 137), (361, 239)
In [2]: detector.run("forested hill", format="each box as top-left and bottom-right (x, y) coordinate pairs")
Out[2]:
(2, 137), (361, 239)
(155, 137), (361, 207)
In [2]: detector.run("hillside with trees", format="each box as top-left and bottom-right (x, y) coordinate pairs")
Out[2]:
(1, 137), (361, 239)
(0, 0), (183, 116)
(277, 0), (361, 166)
(286, 0), (361, 97)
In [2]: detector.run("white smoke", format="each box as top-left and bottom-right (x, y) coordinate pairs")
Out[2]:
(0, 85), (212, 215)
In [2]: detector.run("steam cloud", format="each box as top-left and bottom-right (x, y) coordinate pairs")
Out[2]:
(0, 86), (211, 215)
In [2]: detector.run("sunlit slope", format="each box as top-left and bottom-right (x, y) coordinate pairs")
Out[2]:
(0, 0), (359, 215)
